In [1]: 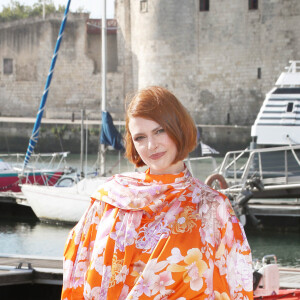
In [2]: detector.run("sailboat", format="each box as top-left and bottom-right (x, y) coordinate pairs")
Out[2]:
(21, 175), (107, 223)
(21, 0), (125, 224)
(21, 110), (124, 223)
(0, 152), (69, 196)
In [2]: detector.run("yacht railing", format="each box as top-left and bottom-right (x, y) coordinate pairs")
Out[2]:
(285, 60), (300, 73)
(219, 145), (300, 189)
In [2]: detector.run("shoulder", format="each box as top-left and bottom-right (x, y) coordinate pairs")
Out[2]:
(187, 176), (227, 205)
(187, 176), (239, 225)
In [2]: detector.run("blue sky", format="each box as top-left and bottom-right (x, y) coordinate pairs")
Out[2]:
(0, 0), (115, 18)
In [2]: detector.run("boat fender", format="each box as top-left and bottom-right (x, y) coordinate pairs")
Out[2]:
(205, 173), (229, 189)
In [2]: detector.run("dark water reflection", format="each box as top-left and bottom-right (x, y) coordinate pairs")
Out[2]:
(0, 220), (72, 257)
(246, 229), (300, 268)
(0, 219), (299, 267)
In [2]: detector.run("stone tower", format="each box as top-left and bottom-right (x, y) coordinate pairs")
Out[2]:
(116, 0), (198, 112)
(116, 0), (300, 125)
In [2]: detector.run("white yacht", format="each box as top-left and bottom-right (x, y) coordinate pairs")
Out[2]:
(205, 61), (300, 225)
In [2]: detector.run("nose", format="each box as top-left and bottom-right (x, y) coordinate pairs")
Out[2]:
(147, 136), (157, 150)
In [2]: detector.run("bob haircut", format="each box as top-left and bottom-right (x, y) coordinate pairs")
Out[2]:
(125, 86), (197, 168)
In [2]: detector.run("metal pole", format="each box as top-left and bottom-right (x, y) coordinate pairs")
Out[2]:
(85, 115), (88, 176)
(80, 109), (85, 178)
(100, 0), (107, 175)
(102, 0), (107, 113)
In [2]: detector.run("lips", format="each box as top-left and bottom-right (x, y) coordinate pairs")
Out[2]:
(149, 151), (166, 160)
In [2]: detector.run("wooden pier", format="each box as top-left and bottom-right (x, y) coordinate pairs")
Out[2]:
(0, 254), (62, 286)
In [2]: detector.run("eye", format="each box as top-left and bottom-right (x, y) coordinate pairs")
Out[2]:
(133, 135), (145, 142)
(155, 128), (165, 134)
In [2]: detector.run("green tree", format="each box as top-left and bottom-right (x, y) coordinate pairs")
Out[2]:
(0, 0), (66, 22)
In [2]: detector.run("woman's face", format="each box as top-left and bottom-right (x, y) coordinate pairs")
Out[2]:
(128, 117), (184, 175)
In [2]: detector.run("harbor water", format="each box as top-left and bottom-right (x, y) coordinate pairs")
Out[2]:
(0, 219), (299, 268)
(0, 152), (299, 268)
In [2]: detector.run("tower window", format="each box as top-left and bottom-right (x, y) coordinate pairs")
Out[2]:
(3, 58), (13, 75)
(200, 0), (209, 11)
(249, 0), (258, 10)
(140, 0), (148, 13)
(257, 68), (261, 79)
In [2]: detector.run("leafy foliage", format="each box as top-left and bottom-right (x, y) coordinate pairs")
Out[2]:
(0, 0), (66, 22)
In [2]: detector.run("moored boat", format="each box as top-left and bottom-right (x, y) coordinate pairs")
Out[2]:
(205, 61), (300, 225)
(253, 255), (300, 299)
(21, 176), (107, 224)
(0, 152), (70, 195)
(254, 291), (300, 300)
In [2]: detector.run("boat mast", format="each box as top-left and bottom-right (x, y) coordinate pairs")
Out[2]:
(100, 0), (107, 175)
(22, 0), (71, 171)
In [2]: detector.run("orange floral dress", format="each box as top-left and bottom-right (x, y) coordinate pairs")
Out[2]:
(62, 168), (253, 300)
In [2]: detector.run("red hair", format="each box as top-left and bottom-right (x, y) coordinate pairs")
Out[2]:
(125, 86), (197, 167)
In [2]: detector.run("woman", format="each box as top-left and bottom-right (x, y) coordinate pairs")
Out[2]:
(62, 86), (253, 300)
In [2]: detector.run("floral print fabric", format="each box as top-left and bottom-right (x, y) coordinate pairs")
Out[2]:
(62, 168), (253, 300)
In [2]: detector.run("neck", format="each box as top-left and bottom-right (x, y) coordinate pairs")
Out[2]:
(149, 161), (185, 175)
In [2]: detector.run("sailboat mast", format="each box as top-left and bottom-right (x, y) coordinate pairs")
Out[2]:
(100, 0), (107, 175)
(102, 0), (107, 112)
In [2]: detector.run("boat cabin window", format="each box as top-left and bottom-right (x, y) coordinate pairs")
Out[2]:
(286, 102), (294, 113)
(200, 0), (209, 11)
(249, 0), (258, 10)
(273, 88), (300, 94)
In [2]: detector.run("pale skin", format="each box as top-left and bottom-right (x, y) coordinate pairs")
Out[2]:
(128, 117), (185, 175)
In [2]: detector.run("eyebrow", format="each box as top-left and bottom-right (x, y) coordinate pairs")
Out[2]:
(132, 125), (162, 138)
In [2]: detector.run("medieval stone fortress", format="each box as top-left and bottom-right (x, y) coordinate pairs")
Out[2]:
(0, 0), (300, 152)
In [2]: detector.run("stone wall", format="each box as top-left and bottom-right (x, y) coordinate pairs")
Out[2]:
(115, 0), (134, 98)
(0, 13), (125, 121)
(195, 0), (300, 125)
(0, 120), (251, 155)
(118, 0), (300, 125)
(0, 120), (101, 154)
(1, 2), (300, 152)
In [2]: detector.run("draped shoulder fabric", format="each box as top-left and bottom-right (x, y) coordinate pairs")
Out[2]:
(62, 169), (253, 300)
